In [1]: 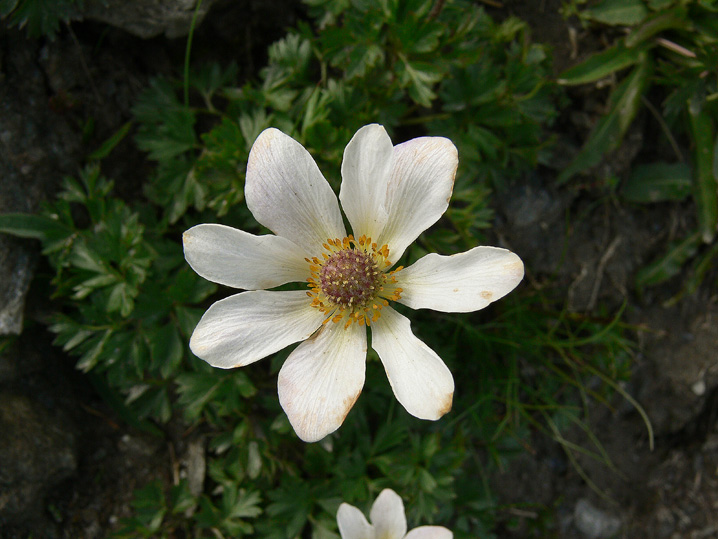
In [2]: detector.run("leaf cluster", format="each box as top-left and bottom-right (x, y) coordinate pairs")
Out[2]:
(132, 0), (558, 240)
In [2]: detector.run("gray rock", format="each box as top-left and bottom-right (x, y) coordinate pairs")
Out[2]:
(635, 303), (718, 435)
(82, 0), (223, 38)
(0, 31), (80, 335)
(0, 391), (78, 526)
(574, 498), (621, 539)
(0, 237), (35, 336)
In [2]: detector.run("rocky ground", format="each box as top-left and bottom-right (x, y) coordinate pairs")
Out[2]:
(1, 1), (717, 538)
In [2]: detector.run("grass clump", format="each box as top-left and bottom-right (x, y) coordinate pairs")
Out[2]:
(558, 0), (718, 301)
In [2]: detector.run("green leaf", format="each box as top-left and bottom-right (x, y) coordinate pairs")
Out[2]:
(196, 487), (261, 536)
(665, 241), (718, 306)
(636, 231), (702, 289)
(167, 267), (216, 304)
(151, 324), (184, 378)
(557, 43), (647, 86)
(233, 371), (257, 399)
(136, 115), (197, 160)
(558, 55), (652, 184)
(169, 481), (197, 515)
(130, 386), (172, 423)
(192, 62), (238, 100)
(75, 329), (112, 372)
(246, 441), (262, 480)
(57, 326), (94, 352)
(621, 162), (692, 202)
(344, 43), (384, 80)
(70, 242), (106, 273)
(72, 273), (118, 300)
(129, 480), (167, 532)
(133, 78), (198, 161)
(225, 488), (262, 520)
(397, 58), (442, 107)
(584, 0), (649, 26)
(418, 467), (438, 491)
(176, 372), (223, 420)
(688, 102), (718, 243)
(265, 33), (312, 80)
(0, 213), (71, 241)
(624, 6), (688, 48)
(146, 158), (206, 224)
(88, 121), (133, 161)
(239, 109), (273, 152)
(105, 282), (137, 315)
(301, 88), (332, 138)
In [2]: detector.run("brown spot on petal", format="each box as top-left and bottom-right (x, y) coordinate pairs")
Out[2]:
(481, 291), (493, 300)
(337, 388), (363, 425)
(437, 391), (453, 417)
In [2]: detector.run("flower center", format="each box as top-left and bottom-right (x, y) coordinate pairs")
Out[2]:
(319, 249), (379, 307)
(306, 235), (403, 328)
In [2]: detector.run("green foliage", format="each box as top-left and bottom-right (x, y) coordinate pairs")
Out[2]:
(557, 0), (718, 296)
(0, 0), (647, 536)
(132, 0), (557, 233)
(0, 0), (82, 38)
(111, 480), (196, 539)
(1, 166), (216, 426)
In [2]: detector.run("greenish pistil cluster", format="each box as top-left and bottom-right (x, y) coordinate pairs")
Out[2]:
(319, 249), (380, 308)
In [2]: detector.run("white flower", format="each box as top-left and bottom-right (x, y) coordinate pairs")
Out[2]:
(337, 488), (452, 539)
(183, 124), (524, 442)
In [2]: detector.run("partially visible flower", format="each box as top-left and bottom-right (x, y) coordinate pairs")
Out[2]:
(183, 124), (524, 442)
(337, 488), (452, 539)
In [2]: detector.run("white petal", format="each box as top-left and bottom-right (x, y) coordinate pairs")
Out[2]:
(189, 290), (323, 369)
(396, 247), (524, 313)
(377, 137), (458, 262)
(337, 503), (374, 539)
(339, 124), (393, 241)
(183, 224), (308, 289)
(370, 489), (407, 539)
(278, 323), (367, 442)
(371, 307), (454, 420)
(245, 128), (346, 256)
(405, 526), (453, 539)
